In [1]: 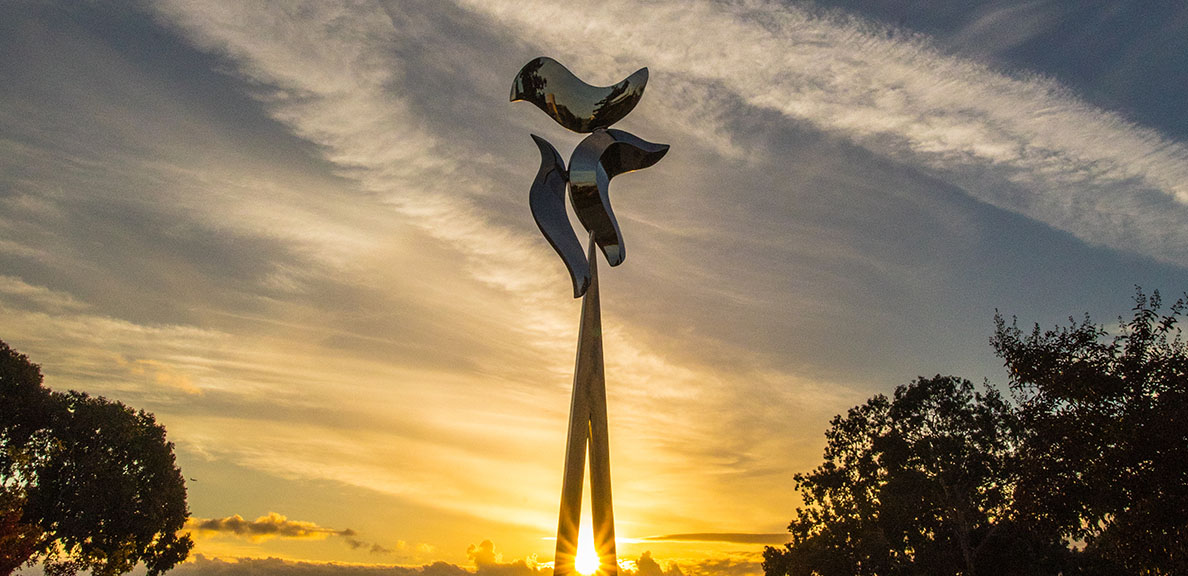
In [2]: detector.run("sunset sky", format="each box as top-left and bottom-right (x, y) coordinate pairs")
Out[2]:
(4, 1), (1188, 575)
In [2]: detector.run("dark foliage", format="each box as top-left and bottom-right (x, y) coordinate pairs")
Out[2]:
(0, 340), (193, 576)
(993, 289), (1188, 574)
(763, 375), (1070, 576)
(766, 289), (1188, 576)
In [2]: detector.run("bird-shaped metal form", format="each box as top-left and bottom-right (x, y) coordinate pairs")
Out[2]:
(511, 56), (648, 134)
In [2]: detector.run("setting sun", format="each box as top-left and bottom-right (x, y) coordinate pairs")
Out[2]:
(575, 525), (600, 575)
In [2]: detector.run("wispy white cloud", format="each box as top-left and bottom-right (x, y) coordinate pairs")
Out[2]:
(462, 0), (1188, 266)
(0, 275), (87, 313)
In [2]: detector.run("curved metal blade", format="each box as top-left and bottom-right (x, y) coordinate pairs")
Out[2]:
(529, 134), (590, 298)
(511, 56), (647, 134)
(568, 129), (669, 267)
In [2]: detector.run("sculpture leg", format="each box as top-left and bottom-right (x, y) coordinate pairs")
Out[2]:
(554, 384), (588, 576)
(588, 337), (617, 576)
(554, 232), (603, 576)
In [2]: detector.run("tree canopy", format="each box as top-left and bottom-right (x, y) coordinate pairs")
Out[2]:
(762, 375), (1069, 576)
(0, 340), (193, 576)
(766, 289), (1188, 576)
(993, 289), (1188, 574)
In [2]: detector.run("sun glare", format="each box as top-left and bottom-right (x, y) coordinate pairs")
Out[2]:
(575, 525), (600, 575)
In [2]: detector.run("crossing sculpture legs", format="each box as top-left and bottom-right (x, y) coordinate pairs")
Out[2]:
(554, 232), (617, 576)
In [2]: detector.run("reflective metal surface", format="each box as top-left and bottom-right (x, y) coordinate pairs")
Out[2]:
(568, 129), (669, 267)
(529, 134), (590, 298)
(554, 232), (617, 576)
(511, 56), (647, 134)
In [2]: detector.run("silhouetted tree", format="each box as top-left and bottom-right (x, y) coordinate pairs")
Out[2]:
(993, 289), (1188, 574)
(0, 340), (193, 576)
(768, 290), (1188, 575)
(763, 376), (1071, 576)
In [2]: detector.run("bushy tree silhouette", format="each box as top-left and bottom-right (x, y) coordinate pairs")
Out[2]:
(0, 340), (192, 576)
(994, 289), (1188, 574)
(766, 289), (1188, 575)
(763, 376), (1070, 576)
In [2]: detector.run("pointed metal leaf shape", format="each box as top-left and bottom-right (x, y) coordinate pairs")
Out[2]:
(511, 57), (648, 133)
(529, 134), (591, 298)
(568, 129), (669, 267)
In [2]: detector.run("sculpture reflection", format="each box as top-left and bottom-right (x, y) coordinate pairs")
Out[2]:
(529, 134), (590, 298)
(569, 129), (669, 267)
(511, 57), (648, 134)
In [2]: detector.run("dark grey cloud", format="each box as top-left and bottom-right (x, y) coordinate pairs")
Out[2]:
(186, 513), (421, 558)
(0, 4), (326, 320)
(345, 537), (395, 555)
(188, 512), (354, 540)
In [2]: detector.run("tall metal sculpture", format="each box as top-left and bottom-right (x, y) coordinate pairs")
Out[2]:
(511, 56), (668, 576)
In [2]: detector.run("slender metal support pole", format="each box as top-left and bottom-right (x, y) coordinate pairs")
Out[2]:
(554, 232), (616, 576)
(588, 307), (617, 576)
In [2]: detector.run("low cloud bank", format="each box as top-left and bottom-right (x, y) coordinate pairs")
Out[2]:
(170, 555), (469, 576)
(166, 541), (755, 576)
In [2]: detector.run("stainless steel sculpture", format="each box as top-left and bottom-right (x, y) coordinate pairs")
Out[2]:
(512, 56), (648, 133)
(529, 135), (589, 298)
(569, 129), (668, 268)
(513, 57), (668, 576)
